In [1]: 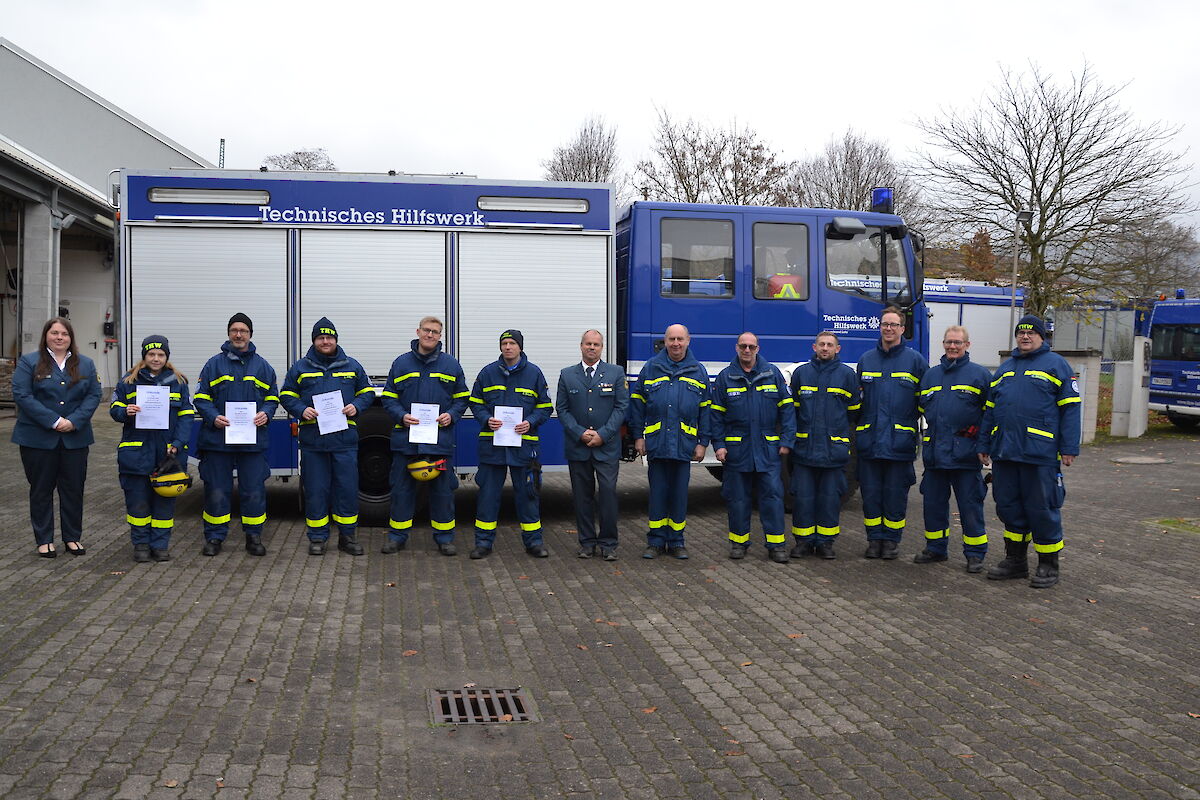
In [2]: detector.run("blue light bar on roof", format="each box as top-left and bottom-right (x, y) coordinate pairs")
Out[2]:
(870, 187), (894, 215)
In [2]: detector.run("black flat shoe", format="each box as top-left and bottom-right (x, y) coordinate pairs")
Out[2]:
(65, 542), (85, 556)
(38, 545), (57, 559)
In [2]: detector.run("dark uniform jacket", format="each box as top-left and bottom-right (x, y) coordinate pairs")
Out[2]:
(856, 339), (927, 461)
(280, 345), (375, 452)
(470, 353), (552, 467)
(919, 353), (991, 471)
(710, 355), (794, 472)
(978, 342), (1081, 466)
(556, 360), (629, 463)
(193, 341), (279, 452)
(628, 348), (711, 462)
(110, 367), (195, 474)
(789, 355), (860, 468)
(381, 340), (471, 457)
(11, 351), (102, 449)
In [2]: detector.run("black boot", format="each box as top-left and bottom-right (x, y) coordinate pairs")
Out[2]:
(987, 539), (1029, 580)
(1030, 552), (1060, 589)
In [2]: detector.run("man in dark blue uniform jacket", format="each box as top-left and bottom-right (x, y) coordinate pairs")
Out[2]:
(556, 330), (629, 561)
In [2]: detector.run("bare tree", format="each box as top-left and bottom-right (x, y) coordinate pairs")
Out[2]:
(1095, 220), (1200, 302)
(543, 117), (621, 183)
(781, 129), (935, 235)
(915, 63), (1192, 316)
(634, 110), (791, 205)
(261, 147), (337, 171)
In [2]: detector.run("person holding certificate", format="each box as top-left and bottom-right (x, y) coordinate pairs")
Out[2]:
(280, 318), (374, 556)
(11, 317), (102, 558)
(110, 336), (195, 562)
(468, 329), (553, 559)
(380, 316), (470, 556)
(192, 313), (279, 557)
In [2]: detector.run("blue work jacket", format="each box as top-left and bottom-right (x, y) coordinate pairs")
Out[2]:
(280, 345), (374, 452)
(789, 355), (860, 468)
(556, 360), (629, 463)
(978, 343), (1082, 466)
(382, 340), (471, 457)
(110, 367), (195, 474)
(470, 353), (552, 467)
(710, 356), (794, 472)
(856, 339), (927, 461)
(193, 341), (279, 452)
(628, 348), (711, 462)
(10, 351), (102, 449)
(919, 353), (991, 470)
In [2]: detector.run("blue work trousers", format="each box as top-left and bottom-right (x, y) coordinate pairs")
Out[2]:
(568, 458), (619, 550)
(302, 449), (359, 541)
(647, 458), (691, 548)
(859, 458), (916, 542)
(389, 458), (458, 545)
(790, 463), (847, 543)
(199, 450), (269, 541)
(722, 468), (786, 549)
(920, 467), (987, 558)
(990, 460), (1065, 553)
(120, 473), (176, 549)
(473, 463), (542, 549)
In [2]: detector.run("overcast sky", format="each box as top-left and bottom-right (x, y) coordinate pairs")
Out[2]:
(3, 0), (1198, 218)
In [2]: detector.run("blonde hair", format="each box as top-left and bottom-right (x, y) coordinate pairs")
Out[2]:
(123, 359), (187, 384)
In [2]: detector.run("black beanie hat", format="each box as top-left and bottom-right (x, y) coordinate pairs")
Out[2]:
(499, 329), (524, 351)
(228, 312), (253, 334)
(312, 317), (338, 342)
(141, 334), (169, 358)
(1015, 314), (1048, 338)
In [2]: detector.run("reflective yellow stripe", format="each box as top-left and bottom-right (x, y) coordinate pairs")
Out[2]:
(799, 385), (818, 392)
(925, 529), (948, 540)
(452, 391), (470, 399)
(644, 376), (669, 386)
(469, 397), (483, 404)
(203, 511), (231, 524)
(777, 398), (792, 407)
(242, 513), (267, 525)
(194, 393), (212, 401)
(856, 423), (871, 431)
(536, 402), (553, 409)
(475, 519), (497, 530)
(244, 376), (270, 390)
(119, 441), (143, 447)
(827, 387), (851, 398)
(307, 516), (330, 528)
(985, 400), (995, 408)
(644, 422), (662, 434)
(210, 375), (234, 387)
(631, 393), (645, 402)
(1025, 370), (1062, 386)
(355, 387), (375, 396)
(830, 436), (849, 443)
(168, 392), (181, 400)
(111, 401), (128, 408)
(764, 435), (780, 441)
(710, 404), (727, 413)
(648, 518), (668, 529)
(381, 391), (398, 399)
(520, 521), (542, 532)
(894, 424), (916, 432)
(125, 391), (138, 400)
(727, 387), (747, 394)
(846, 404), (860, 412)
(729, 531), (751, 543)
(1027, 427), (1054, 438)
(126, 514), (152, 526)
(264, 395), (279, 403)
(1058, 397), (1081, 406)
(515, 387), (538, 397)
(331, 372), (356, 378)
(725, 436), (743, 442)
(863, 516), (882, 526)
(765, 533), (786, 544)
(991, 371), (1014, 387)
(862, 371), (882, 378)
(482, 385), (505, 392)
(151, 519), (173, 529)
(891, 372), (918, 382)
(478, 431), (494, 437)
(680, 422), (697, 436)
(963, 533), (987, 546)
(1033, 540), (1064, 553)
(755, 384), (777, 392)
(795, 432), (809, 438)
(333, 514), (358, 525)
(1004, 530), (1032, 543)
(299, 372), (324, 380)
(280, 390), (300, 398)
(921, 386), (941, 396)
(792, 526), (815, 536)
(429, 372), (456, 381)
(923, 435), (930, 442)
(431, 519), (455, 531)
(679, 376), (705, 389)
(667, 519), (686, 531)
(393, 372), (420, 383)
(951, 384), (982, 394)
(390, 519), (413, 530)
(521, 434), (539, 441)
(816, 526), (839, 537)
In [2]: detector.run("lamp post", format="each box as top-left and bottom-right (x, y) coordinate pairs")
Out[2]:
(1008, 209), (1035, 345)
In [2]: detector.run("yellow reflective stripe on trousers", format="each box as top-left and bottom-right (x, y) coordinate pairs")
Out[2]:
(667, 519), (686, 531)
(765, 532), (786, 544)
(151, 518), (173, 528)
(126, 514), (152, 526)
(520, 521), (542, 532)
(792, 525), (815, 536)
(1004, 530), (1032, 543)
(648, 518), (668, 529)
(863, 516), (882, 526)
(816, 525), (839, 537)
(728, 531), (750, 543)
(1034, 540), (1064, 553)
(474, 519), (497, 530)
(431, 519), (455, 531)
(925, 529), (948, 540)
(390, 519), (413, 530)
(333, 514), (358, 525)
(307, 516), (330, 528)
(963, 533), (987, 546)
(203, 511), (231, 525)
(242, 513), (267, 525)
(883, 518), (905, 530)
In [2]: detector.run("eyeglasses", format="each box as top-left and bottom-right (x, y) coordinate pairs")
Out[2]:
(228, 327), (251, 336)
(880, 322), (903, 328)
(943, 340), (965, 346)
(419, 327), (442, 336)
(737, 344), (759, 350)
(1015, 330), (1038, 337)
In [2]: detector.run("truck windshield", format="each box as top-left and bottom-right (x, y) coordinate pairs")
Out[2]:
(825, 226), (911, 305)
(1151, 324), (1200, 361)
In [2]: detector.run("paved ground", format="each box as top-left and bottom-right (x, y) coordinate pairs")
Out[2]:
(0, 409), (1197, 799)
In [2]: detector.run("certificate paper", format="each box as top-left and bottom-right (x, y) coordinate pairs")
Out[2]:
(225, 401), (258, 445)
(314, 390), (349, 435)
(408, 402), (440, 445)
(134, 385), (170, 430)
(494, 405), (523, 448)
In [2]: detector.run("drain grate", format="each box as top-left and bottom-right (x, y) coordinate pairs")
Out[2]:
(429, 688), (536, 724)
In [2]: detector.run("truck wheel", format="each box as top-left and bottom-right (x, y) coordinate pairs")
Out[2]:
(1166, 411), (1200, 430)
(356, 405), (394, 527)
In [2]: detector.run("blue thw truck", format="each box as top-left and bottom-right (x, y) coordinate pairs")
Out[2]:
(1136, 295), (1200, 429)
(116, 169), (928, 522)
